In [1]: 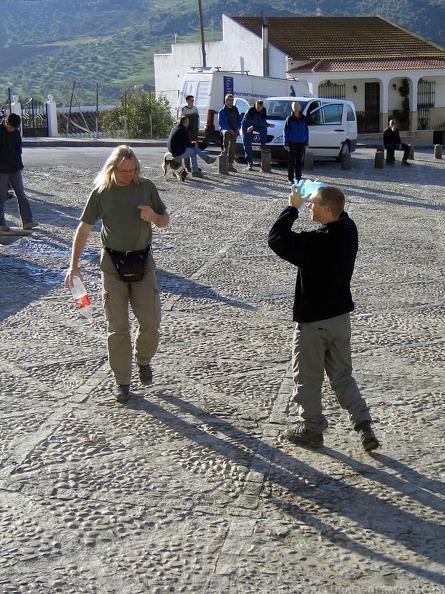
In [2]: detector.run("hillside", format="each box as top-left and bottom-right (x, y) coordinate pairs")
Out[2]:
(0, 0), (444, 106)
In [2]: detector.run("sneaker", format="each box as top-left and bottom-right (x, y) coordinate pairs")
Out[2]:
(192, 171), (204, 178)
(206, 156), (216, 165)
(114, 384), (130, 403)
(283, 423), (324, 448)
(247, 163), (253, 171)
(5, 192), (14, 200)
(138, 363), (153, 386)
(401, 160), (411, 166)
(23, 221), (39, 230)
(0, 224), (11, 232)
(228, 164), (237, 172)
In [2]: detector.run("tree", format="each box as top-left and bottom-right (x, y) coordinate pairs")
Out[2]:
(100, 87), (173, 138)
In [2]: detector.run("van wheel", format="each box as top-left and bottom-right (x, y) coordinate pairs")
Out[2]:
(336, 142), (350, 162)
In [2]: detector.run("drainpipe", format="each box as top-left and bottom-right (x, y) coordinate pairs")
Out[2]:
(262, 13), (269, 77)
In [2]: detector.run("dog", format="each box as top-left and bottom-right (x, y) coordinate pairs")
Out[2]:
(162, 152), (188, 182)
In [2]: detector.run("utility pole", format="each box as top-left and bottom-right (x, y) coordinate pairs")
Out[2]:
(197, 0), (206, 67)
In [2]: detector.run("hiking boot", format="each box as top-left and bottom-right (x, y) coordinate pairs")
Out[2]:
(138, 363), (153, 385)
(356, 422), (380, 452)
(114, 384), (130, 403)
(192, 171), (204, 178)
(228, 164), (237, 172)
(401, 160), (411, 166)
(23, 221), (39, 230)
(283, 423), (324, 448)
(206, 156), (216, 164)
(0, 224), (11, 232)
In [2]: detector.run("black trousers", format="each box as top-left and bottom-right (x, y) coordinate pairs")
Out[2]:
(385, 143), (410, 163)
(288, 142), (306, 183)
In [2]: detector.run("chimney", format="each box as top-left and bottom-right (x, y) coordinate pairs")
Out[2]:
(262, 13), (269, 77)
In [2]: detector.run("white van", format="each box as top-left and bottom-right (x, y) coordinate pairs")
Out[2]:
(177, 69), (312, 147)
(235, 96), (357, 162)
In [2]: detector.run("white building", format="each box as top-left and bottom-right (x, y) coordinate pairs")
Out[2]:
(154, 14), (445, 138)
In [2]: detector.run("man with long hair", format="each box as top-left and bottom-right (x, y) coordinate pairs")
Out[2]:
(65, 145), (169, 403)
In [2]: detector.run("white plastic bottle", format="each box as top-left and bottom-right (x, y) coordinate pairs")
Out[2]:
(70, 276), (93, 320)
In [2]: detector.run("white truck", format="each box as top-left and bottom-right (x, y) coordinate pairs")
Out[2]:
(177, 67), (311, 147)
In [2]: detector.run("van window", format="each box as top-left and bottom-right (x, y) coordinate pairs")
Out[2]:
(347, 105), (356, 121)
(196, 80), (210, 107)
(181, 81), (194, 102)
(309, 104), (343, 125)
(263, 99), (309, 119)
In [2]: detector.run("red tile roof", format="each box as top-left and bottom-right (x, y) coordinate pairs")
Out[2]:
(230, 16), (445, 60)
(289, 58), (445, 73)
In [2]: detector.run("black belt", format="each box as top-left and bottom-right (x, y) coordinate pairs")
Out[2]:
(105, 245), (151, 256)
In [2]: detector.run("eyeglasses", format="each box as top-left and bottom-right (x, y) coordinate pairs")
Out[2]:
(115, 168), (136, 174)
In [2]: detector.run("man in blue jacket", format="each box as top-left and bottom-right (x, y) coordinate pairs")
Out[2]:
(284, 102), (309, 185)
(268, 184), (380, 453)
(241, 100), (275, 171)
(218, 94), (242, 172)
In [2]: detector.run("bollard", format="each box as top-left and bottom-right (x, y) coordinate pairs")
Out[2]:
(304, 151), (314, 171)
(376, 144), (384, 153)
(341, 153), (351, 170)
(434, 144), (443, 159)
(374, 151), (384, 169)
(261, 148), (271, 173)
(218, 151), (229, 175)
(408, 144), (414, 160)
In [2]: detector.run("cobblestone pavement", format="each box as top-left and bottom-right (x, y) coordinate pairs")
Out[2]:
(0, 148), (444, 593)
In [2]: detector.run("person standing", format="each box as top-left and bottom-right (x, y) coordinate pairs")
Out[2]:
(167, 116), (216, 178)
(241, 100), (275, 170)
(383, 119), (410, 166)
(0, 113), (38, 231)
(284, 102), (309, 185)
(218, 94), (242, 172)
(268, 183), (380, 453)
(65, 145), (170, 404)
(180, 95), (200, 173)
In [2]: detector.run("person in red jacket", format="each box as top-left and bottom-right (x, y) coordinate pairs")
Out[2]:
(268, 183), (380, 453)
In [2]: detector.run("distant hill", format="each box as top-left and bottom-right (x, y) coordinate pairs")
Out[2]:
(0, 0), (444, 106)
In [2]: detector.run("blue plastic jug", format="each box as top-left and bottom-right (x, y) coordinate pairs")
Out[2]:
(293, 179), (326, 214)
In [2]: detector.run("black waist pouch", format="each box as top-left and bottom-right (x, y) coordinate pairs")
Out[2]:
(107, 247), (149, 282)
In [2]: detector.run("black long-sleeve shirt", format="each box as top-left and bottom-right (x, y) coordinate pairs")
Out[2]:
(0, 123), (24, 173)
(167, 123), (193, 157)
(268, 206), (358, 322)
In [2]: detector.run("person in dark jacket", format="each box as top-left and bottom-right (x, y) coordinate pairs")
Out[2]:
(0, 113), (38, 231)
(383, 119), (410, 166)
(167, 116), (215, 178)
(241, 100), (275, 170)
(284, 102), (309, 185)
(268, 184), (380, 453)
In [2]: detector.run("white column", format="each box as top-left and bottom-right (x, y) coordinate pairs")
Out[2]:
(11, 95), (21, 116)
(46, 94), (59, 137)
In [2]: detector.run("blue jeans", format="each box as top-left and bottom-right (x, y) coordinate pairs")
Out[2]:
(0, 170), (34, 226)
(242, 122), (267, 165)
(178, 146), (209, 173)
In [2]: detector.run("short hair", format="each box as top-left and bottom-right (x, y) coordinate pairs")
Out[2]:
(292, 102), (301, 112)
(5, 113), (21, 128)
(179, 115), (189, 126)
(93, 145), (143, 192)
(316, 186), (345, 218)
(255, 100), (263, 106)
(185, 95), (194, 101)
(225, 94), (234, 101)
